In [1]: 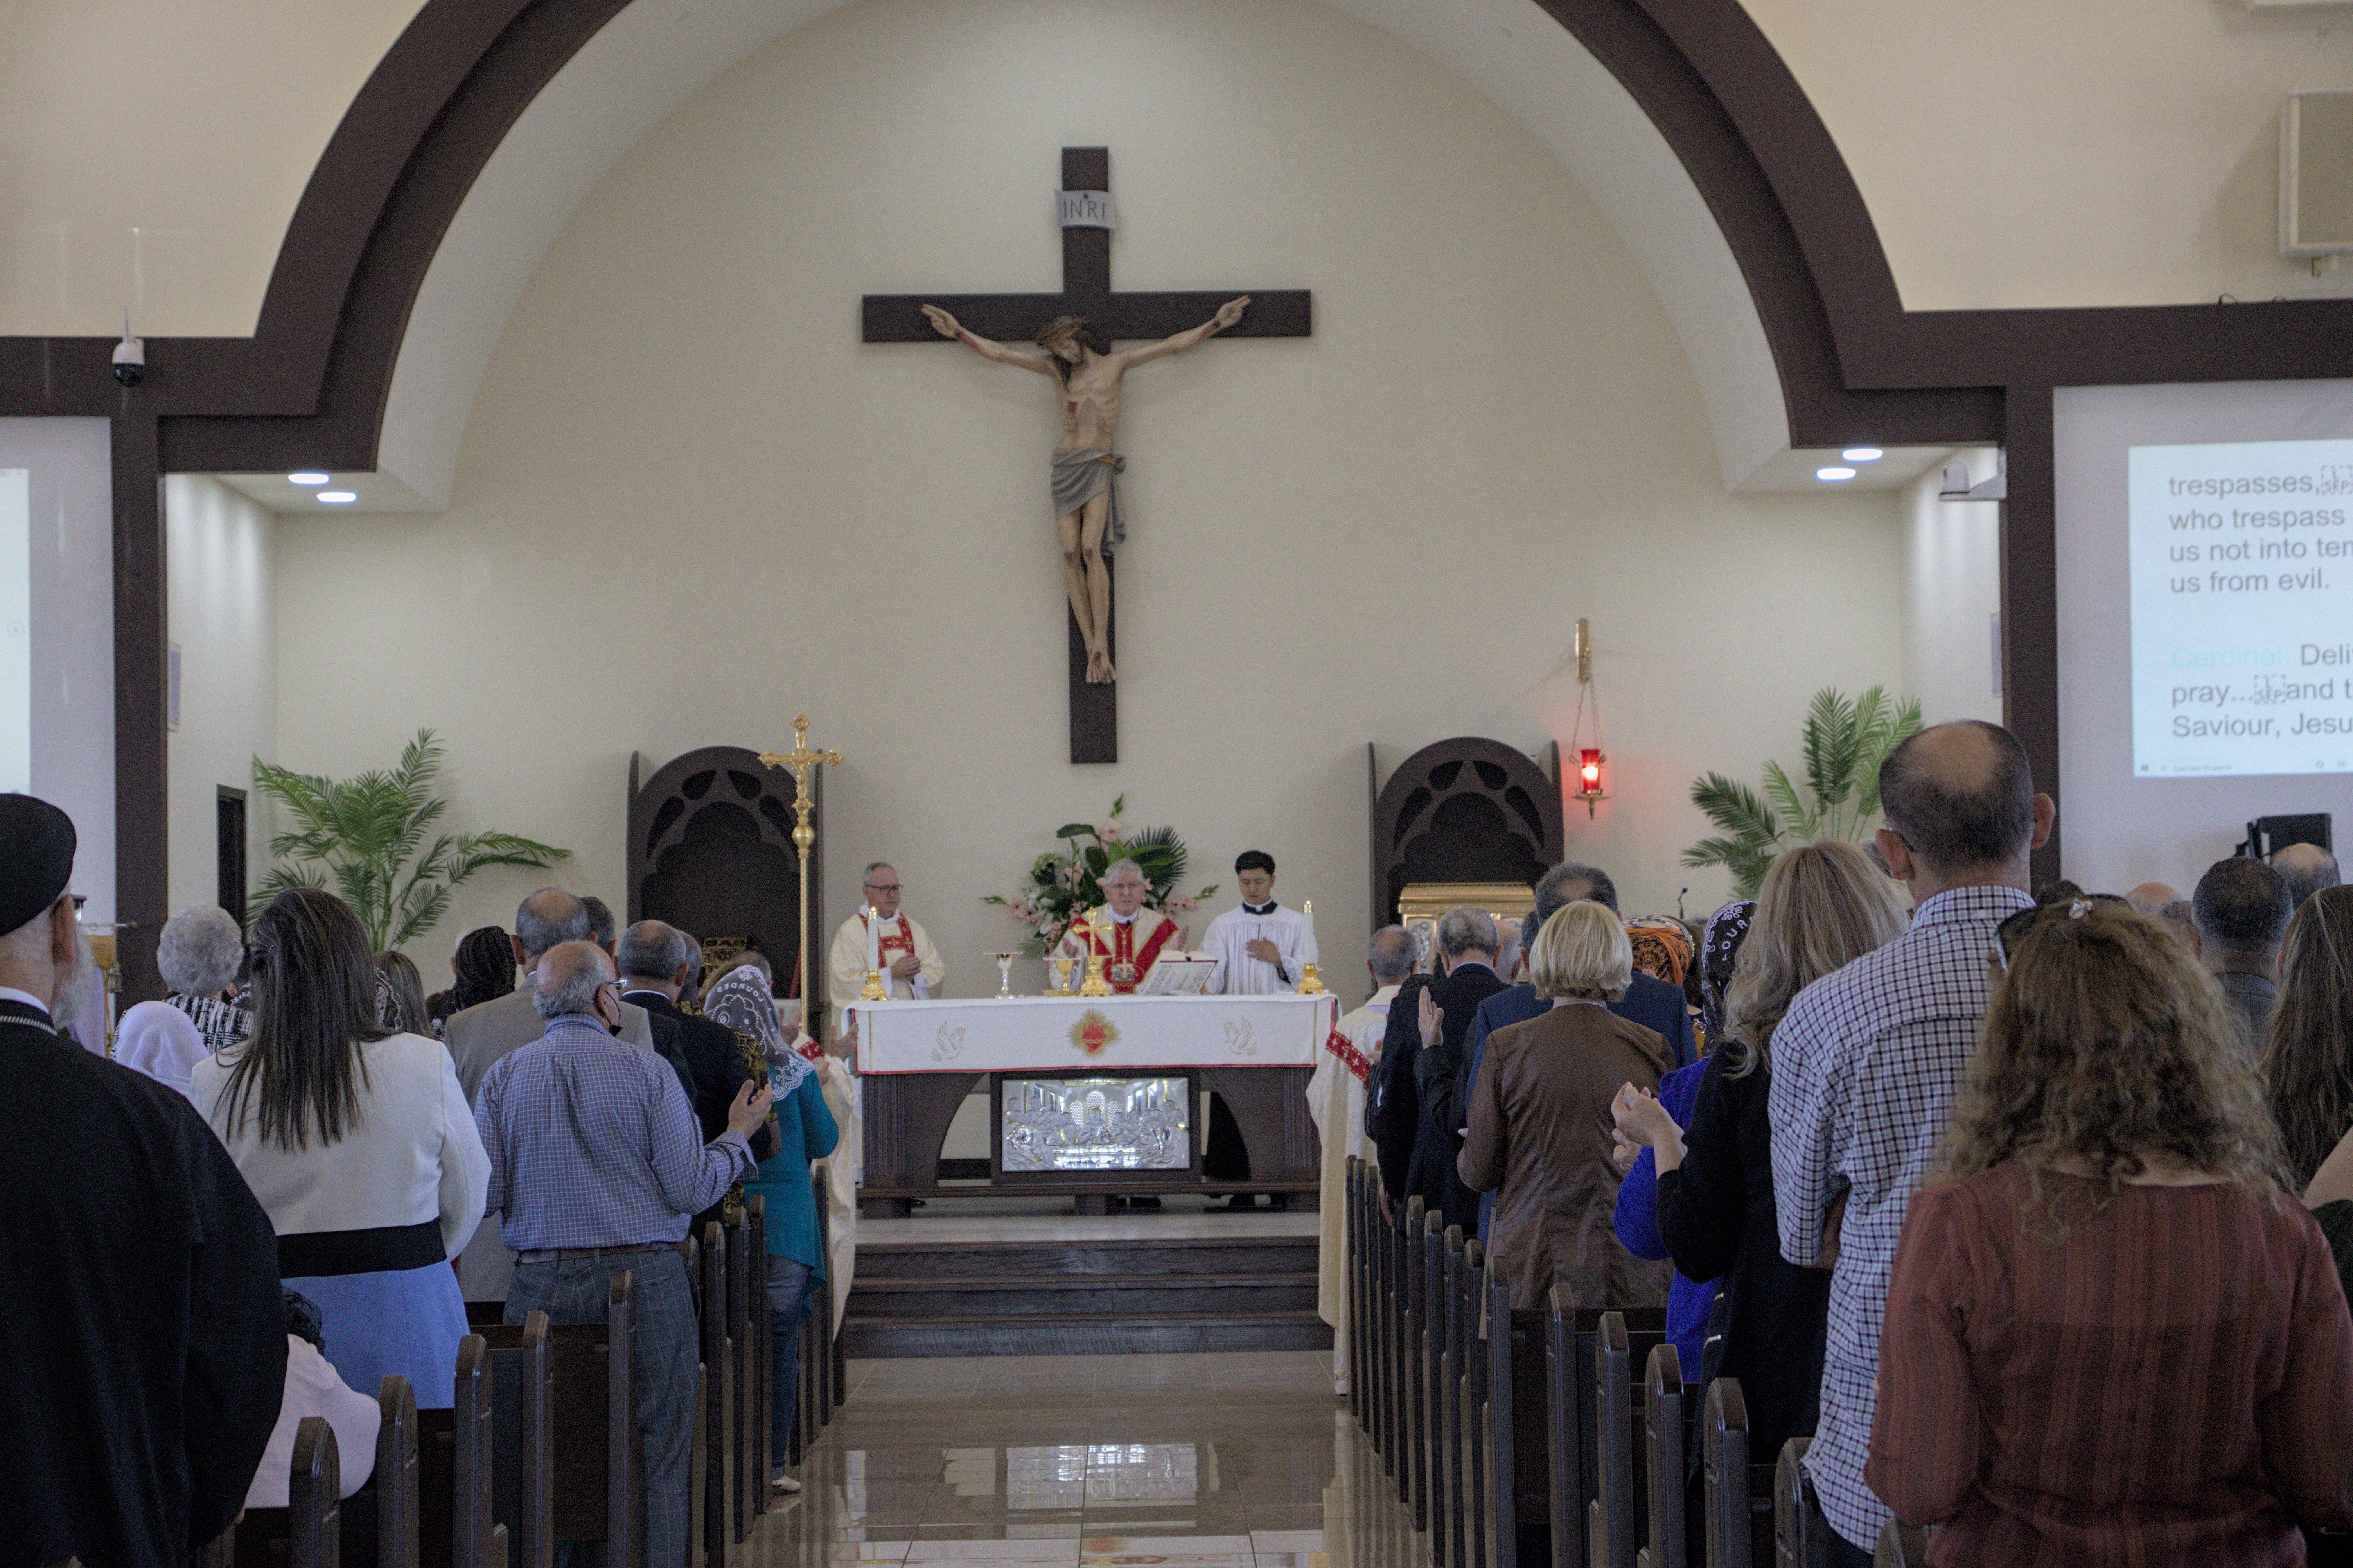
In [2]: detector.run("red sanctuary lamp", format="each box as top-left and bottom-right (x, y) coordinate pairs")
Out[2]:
(1569, 619), (1611, 819)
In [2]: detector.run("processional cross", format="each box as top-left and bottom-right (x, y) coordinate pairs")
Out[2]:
(757, 714), (842, 1041)
(863, 148), (1313, 764)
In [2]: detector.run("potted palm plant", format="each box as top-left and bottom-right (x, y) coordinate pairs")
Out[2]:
(250, 729), (571, 950)
(1683, 686), (1923, 898)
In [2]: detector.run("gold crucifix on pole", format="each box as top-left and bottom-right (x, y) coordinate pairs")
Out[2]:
(757, 714), (843, 1043)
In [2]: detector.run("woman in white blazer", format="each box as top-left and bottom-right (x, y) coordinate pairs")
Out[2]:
(192, 888), (488, 1409)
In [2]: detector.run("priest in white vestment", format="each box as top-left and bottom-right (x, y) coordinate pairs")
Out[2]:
(1199, 850), (1306, 994)
(1055, 858), (1180, 993)
(1309, 926), (1417, 1391)
(828, 861), (945, 1002)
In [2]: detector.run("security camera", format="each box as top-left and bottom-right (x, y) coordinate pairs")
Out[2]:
(112, 312), (144, 388)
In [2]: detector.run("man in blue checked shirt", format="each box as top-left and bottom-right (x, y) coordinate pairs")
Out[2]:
(476, 940), (771, 1568)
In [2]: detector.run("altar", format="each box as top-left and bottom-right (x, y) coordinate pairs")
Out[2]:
(848, 993), (1338, 1215)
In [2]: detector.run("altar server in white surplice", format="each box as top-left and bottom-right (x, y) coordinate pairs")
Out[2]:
(828, 861), (945, 1002)
(1309, 925), (1417, 1390)
(1200, 850), (1306, 995)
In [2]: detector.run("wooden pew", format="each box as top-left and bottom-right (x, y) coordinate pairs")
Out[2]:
(1375, 1177), (1401, 1471)
(216, 1372), (423, 1568)
(289, 1417), (344, 1568)
(1418, 1206), (1447, 1543)
(1455, 1238), (1487, 1568)
(1544, 1294), (1670, 1568)
(464, 1311), (553, 1568)
(476, 1274), (642, 1567)
(1355, 1161), (1374, 1429)
(374, 1374), (421, 1568)
(684, 1234), (706, 1568)
(1699, 1378), (1757, 1568)
(1435, 1224), (1466, 1568)
(1637, 1344), (1684, 1568)
(701, 1220), (735, 1568)
(1773, 1438), (1832, 1568)
(1586, 1313), (1638, 1568)
(1481, 1273), (1548, 1568)
(726, 1211), (757, 1541)
(1403, 1196), (1430, 1521)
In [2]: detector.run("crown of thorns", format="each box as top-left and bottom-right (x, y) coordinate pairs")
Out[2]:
(1034, 316), (1094, 349)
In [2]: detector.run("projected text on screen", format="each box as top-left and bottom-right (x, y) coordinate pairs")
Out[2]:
(2129, 439), (2353, 777)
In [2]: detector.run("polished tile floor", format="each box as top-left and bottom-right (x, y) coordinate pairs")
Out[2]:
(745, 1351), (1421, 1568)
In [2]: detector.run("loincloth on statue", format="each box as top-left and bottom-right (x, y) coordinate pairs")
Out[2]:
(1050, 447), (1127, 555)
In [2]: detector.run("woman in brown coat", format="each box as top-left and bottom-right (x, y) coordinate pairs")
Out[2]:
(1458, 901), (1673, 1311)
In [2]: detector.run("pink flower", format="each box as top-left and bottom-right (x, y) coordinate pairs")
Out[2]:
(1096, 818), (1123, 843)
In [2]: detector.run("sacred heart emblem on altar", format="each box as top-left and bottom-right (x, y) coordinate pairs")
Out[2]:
(1069, 1009), (1121, 1057)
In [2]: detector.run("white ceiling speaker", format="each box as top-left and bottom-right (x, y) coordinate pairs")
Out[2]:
(2283, 91), (2353, 258)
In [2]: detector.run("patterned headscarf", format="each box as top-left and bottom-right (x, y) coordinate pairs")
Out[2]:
(702, 965), (810, 1098)
(1624, 916), (1694, 990)
(1699, 899), (1757, 1042)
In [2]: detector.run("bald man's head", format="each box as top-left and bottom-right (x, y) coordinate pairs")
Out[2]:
(532, 940), (616, 1023)
(1878, 721), (2037, 876)
(2126, 882), (2179, 916)
(2271, 842), (2341, 908)
(514, 888), (589, 963)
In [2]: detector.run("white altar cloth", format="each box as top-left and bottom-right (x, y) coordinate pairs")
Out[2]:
(850, 993), (1338, 1075)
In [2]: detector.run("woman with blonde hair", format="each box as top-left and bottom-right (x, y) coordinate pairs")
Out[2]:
(2258, 885), (2353, 1189)
(1613, 839), (1906, 1457)
(1457, 901), (1671, 1311)
(1868, 897), (2353, 1566)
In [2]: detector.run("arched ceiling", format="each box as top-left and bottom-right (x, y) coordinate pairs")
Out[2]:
(352, 0), (1841, 514)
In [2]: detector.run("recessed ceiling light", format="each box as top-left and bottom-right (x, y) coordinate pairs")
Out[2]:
(317, 491), (358, 504)
(1816, 466), (1858, 483)
(288, 472), (330, 486)
(1841, 447), (1884, 463)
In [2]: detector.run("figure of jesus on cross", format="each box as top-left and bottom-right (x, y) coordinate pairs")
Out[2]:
(919, 295), (1250, 684)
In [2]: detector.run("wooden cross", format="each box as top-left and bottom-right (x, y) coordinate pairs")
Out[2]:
(863, 147), (1313, 765)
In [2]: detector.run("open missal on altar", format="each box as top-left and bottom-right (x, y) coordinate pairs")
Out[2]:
(1135, 954), (1218, 996)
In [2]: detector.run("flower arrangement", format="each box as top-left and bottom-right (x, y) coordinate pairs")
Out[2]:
(983, 797), (1219, 957)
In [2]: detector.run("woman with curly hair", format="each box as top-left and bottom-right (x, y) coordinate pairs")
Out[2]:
(2259, 885), (2353, 1189)
(1868, 897), (2353, 1566)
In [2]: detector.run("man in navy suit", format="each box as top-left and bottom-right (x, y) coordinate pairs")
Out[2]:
(1457, 861), (1695, 1239)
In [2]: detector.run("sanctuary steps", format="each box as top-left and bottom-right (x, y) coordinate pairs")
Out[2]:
(846, 1230), (1332, 1357)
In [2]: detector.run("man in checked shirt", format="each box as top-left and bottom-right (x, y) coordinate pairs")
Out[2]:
(1768, 721), (2053, 1565)
(477, 940), (772, 1568)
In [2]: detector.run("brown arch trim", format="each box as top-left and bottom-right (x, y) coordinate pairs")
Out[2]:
(20, 0), (2353, 986)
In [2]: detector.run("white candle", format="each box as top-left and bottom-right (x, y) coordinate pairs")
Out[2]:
(865, 905), (880, 974)
(1302, 899), (1319, 967)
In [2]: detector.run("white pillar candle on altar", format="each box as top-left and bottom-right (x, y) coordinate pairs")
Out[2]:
(864, 905), (880, 973)
(1302, 899), (1319, 967)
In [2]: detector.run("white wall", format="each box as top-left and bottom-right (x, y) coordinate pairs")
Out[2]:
(1743, 0), (2353, 310)
(272, 0), (1908, 1003)
(0, 418), (114, 918)
(165, 474), (276, 917)
(1900, 448), (2003, 728)
(1, 0), (2342, 337)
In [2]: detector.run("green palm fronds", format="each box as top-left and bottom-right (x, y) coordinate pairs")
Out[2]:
(250, 730), (570, 950)
(1683, 686), (1922, 897)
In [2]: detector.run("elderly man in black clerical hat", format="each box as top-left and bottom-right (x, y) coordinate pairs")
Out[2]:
(0, 793), (288, 1566)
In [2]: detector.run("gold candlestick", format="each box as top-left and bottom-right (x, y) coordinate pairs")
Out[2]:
(1295, 962), (1327, 996)
(859, 968), (887, 1002)
(756, 714), (843, 1044)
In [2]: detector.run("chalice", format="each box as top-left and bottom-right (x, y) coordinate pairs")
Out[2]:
(991, 952), (1018, 999)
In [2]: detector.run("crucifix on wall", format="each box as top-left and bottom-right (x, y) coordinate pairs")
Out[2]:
(862, 147), (1313, 764)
